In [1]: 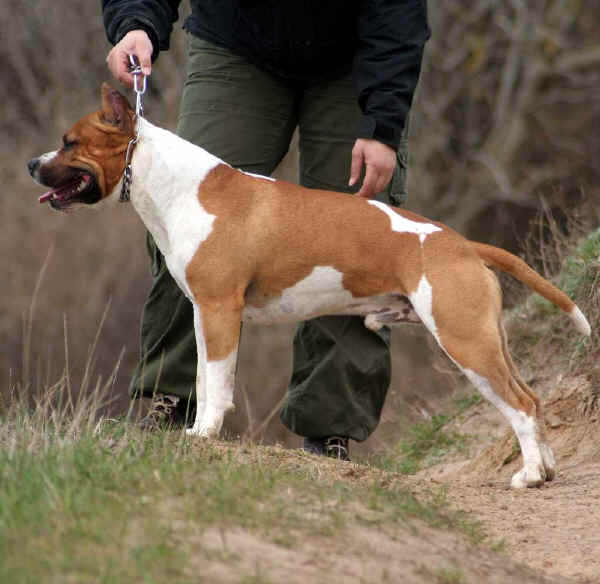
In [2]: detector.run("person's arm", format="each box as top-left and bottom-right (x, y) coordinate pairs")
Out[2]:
(350, 0), (429, 198)
(102, 0), (180, 86)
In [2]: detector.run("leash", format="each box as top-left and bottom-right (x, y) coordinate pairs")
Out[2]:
(120, 54), (147, 203)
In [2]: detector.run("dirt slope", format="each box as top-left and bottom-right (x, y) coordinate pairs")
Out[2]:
(161, 372), (600, 584)
(410, 373), (600, 583)
(193, 523), (567, 584)
(171, 442), (570, 584)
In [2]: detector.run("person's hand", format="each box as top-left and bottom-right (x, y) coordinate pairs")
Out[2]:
(349, 138), (396, 199)
(106, 30), (153, 88)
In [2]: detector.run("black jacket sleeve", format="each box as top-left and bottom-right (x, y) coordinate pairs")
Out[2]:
(102, 0), (181, 60)
(354, 0), (429, 149)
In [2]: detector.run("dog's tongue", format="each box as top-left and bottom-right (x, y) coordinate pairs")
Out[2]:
(38, 175), (91, 204)
(38, 191), (55, 204)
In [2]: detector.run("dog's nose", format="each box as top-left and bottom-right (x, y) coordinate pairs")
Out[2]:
(27, 158), (39, 176)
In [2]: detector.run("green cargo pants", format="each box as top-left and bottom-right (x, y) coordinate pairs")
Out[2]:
(130, 37), (409, 442)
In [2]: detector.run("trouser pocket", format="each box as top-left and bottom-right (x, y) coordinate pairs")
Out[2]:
(388, 145), (408, 207)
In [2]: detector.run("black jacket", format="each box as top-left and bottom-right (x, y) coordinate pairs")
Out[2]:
(102, 0), (429, 149)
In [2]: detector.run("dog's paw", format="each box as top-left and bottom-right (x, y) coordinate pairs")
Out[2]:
(511, 465), (546, 489)
(186, 420), (221, 439)
(185, 427), (205, 438)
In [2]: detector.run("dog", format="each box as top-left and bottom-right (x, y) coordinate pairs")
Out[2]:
(28, 84), (590, 489)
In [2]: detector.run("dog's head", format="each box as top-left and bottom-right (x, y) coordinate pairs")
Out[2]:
(28, 84), (135, 211)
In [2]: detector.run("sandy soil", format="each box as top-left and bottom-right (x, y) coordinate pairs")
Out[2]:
(193, 522), (568, 584)
(411, 373), (600, 583)
(178, 373), (599, 583)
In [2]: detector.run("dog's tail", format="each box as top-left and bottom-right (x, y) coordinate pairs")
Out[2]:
(471, 241), (591, 336)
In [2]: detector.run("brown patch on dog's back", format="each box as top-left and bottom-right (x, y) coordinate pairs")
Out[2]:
(185, 165), (452, 311)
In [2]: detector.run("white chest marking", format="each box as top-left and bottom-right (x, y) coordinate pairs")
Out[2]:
(368, 200), (442, 243)
(163, 200), (216, 297)
(243, 266), (354, 323)
(129, 119), (220, 297)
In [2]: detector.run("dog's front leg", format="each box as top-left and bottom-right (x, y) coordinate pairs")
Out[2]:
(188, 305), (207, 431)
(186, 300), (241, 438)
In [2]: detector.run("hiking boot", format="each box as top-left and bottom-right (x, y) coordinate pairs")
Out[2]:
(138, 393), (195, 431)
(302, 436), (350, 461)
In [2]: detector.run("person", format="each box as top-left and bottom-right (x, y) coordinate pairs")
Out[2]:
(102, 0), (429, 460)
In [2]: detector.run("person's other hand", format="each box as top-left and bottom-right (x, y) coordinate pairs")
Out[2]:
(349, 138), (396, 199)
(106, 30), (153, 88)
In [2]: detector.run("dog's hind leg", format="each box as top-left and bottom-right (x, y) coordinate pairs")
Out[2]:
(498, 318), (555, 481)
(410, 271), (546, 488)
(187, 297), (242, 438)
(460, 364), (546, 488)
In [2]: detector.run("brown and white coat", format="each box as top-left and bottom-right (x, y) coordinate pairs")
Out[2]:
(29, 85), (591, 489)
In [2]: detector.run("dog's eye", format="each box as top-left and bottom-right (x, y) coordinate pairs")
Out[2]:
(62, 136), (78, 150)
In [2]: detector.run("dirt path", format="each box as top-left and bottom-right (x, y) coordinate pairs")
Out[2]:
(164, 373), (599, 583)
(194, 522), (570, 584)
(418, 461), (600, 582)
(411, 374), (600, 583)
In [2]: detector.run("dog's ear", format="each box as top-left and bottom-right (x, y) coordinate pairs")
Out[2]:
(100, 83), (134, 133)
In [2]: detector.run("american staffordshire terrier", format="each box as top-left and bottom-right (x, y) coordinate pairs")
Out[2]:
(28, 84), (591, 488)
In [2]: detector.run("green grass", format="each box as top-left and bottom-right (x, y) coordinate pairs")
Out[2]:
(508, 228), (600, 370)
(364, 396), (476, 477)
(433, 567), (466, 584)
(398, 414), (468, 472)
(0, 392), (484, 583)
(559, 227), (600, 298)
(452, 391), (483, 415)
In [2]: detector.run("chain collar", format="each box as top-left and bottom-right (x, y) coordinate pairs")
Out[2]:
(120, 55), (146, 203)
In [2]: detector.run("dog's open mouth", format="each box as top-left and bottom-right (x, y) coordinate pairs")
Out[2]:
(39, 172), (99, 211)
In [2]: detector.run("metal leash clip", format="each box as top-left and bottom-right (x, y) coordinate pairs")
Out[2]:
(129, 54), (146, 118)
(120, 54), (146, 203)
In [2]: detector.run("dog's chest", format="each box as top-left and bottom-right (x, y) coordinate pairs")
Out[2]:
(131, 122), (222, 297)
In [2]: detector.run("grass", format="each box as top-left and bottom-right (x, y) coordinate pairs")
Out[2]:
(0, 374), (486, 583)
(363, 392), (478, 477)
(508, 227), (600, 371)
(433, 567), (466, 584)
(396, 414), (469, 474)
(452, 391), (482, 415)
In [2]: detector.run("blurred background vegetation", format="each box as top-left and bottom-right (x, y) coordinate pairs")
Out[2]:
(2, 0), (599, 450)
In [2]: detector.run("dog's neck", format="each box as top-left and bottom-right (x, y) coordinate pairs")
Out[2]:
(126, 118), (223, 257)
